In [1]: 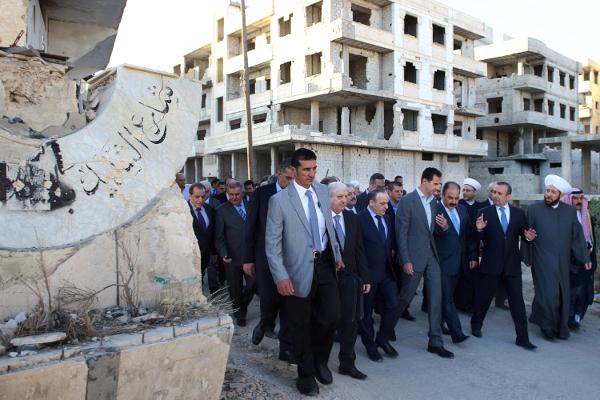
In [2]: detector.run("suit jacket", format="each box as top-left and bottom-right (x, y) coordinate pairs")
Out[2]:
(355, 191), (368, 212)
(386, 200), (399, 223)
(477, 204), (528, 276)
(358, 209), (396, 283)
(396, 189), (439, 272)
(265, 182), (342, 298)
(243, 183), (277, 265)
(215, 192), (228, 203)
(214, 200), (249, 266)
(338, 210), (370, 284)
(433, 203), (477, 276)
(206, 197), (221, 208)
(188, 201), (215, 255)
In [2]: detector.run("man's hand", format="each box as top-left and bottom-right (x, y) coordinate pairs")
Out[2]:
(242, 263), (255, 276)
(336, 259), (345, 271)
(476, 214), (487, 231)
(585, 262), (592, 270)
(524, 228), (537, 241)
(277, 279), (295, 296)
(222, 256), (232, 264)
(435, 213), (449, 230)
(403, 262), (414, 276)
(362, 284), (371, 294)
(469, 260), (478, 270)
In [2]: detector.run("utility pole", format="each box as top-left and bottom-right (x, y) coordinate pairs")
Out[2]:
(239, 0), (255, 180)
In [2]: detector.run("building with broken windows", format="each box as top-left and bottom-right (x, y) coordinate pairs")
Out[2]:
(177, 0), (489, 188)
(468, 37), (597, 195)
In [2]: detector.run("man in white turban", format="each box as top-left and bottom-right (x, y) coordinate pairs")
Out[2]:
(524, 175), (591, 340)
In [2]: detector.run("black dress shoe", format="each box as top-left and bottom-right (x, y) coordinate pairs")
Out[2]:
(314, 363), (333, 385)
(366, 349), (383, 362)
(541, 328), (555, 341)
(401, 308), (416, 321)
(339, 365), (367, 380)
(451, 334), (470, 344)
(377, 341), (399, 358)
(279, 350), (297, 364)
(442, 325), (451, 335)
(296, 376), (319, 396)
(251, 324), (265, 345)
(390, 330), (397, 342)
(264, 327), (278, 339)
(471, 328), (482, 338)
(568, 320), (580, 331)
(515, 339), (537, 350)
(427, 345), (454, 359)
(495, 301), (509, 310)
(236, 317), (246, 327)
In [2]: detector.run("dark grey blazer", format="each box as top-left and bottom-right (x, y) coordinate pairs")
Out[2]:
(395, 189), (439, 272)
(214, 200), (249, 266)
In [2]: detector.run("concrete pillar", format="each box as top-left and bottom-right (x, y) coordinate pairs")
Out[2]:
(195, 157), (202, 181)
(561, 139), (572, 183)
(341, 107), (350, 136)
(523, 127), (534, 154)
(231, 153), (237, 179)
(270, 146), (278, 174)
(310, 101), (320, 132)
(582, 147), (591, 192)
(375, 100), (385, 139)
(515, 127), (525, 155)
(517, 58), (525, 75)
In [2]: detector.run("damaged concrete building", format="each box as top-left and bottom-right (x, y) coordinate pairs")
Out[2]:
(177, 0), (489, 188)
(470, 38), (599, 196)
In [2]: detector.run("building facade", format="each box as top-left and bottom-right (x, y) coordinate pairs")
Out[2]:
(176, 0), (488, 189)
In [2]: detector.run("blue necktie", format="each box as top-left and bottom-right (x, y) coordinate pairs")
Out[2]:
(499, 206), (508, 234)
(237, 205), (246, 221)
(376, 215), (386, 241)
(449, 208), (460, 235)
(305, 190), (321, 251)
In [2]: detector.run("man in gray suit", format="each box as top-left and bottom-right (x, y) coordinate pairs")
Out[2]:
(266, 148), (344, 396)
(396, 167), (454, 359)
(215, 180), (255, 326)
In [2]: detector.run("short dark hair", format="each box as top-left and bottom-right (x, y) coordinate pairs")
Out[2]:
(277, 158), (292, 172)
(189, 182), (205, 195)
(421, 167), (442, 182)
(369, 173), (385, 183)
(394, 175), (403, 181)
(387, 181), (402, 191)
(210, 178), (219, 185)
(495, 181), (512, 195)
(291, 148), (317, 167)
(442, 181), (460, 195)
(367, 188), (387, 202)
(320, 176), (339, 185)
(243, 180), (254, 187)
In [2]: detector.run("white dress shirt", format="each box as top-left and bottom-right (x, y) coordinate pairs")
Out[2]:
(367, 207), (388, 238)
(416, 187), (434, 228)
(293, 180), (328, 249)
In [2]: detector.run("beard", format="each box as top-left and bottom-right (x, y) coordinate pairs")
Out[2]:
(543, 195), (560, 206)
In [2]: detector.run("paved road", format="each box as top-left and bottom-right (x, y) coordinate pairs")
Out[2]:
(223, 269), (600, 400)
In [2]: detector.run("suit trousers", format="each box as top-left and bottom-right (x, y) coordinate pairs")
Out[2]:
(225, 264), (256, 319)
(454, 266), (476, 312)
(471, 272), (529, 342)
(397, 255), (444, 347)
(282, 254), (340, 378)
(337, 270), (363, 369)
(441, 273), (464, 337)
(201, 251), (220, 293)
(359, 276), (398, 351)
(255, 258), (292, 352)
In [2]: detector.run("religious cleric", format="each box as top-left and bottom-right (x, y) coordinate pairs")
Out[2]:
(524, 175), (591, 340)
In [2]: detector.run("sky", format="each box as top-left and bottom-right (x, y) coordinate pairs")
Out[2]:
(109, 0), (600, 72)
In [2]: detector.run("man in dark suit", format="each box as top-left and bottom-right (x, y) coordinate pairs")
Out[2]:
(358, 189), (399, 362)
(243, 160), (295, 363)
(433, 182), (476, 343)
(355, 173), (385, 212)
(396, 167), (453, 359)
(215, 178), (232, 203)
(243, 179), (255, 202)
(329, 182), (371, 380)
(345, 183), (359, 214)
(188, 183), (218, 293)
(471, 182), (537, 350)
(215, 180), (256, 326)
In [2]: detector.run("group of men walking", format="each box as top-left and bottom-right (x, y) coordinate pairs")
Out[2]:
(178, 147), (597, 397)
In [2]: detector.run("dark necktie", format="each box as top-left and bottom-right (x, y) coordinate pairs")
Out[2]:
(196, 208), (207, 231)
(376, 215), (386, 241)
(334, 214), (345, 252)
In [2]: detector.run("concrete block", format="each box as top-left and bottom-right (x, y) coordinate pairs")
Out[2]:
(142, 326), (174, 344)
(0, 357), (88, 400)
(103, 332), (142, 348)
(174, 321), (198, 337)
(10, 332), (67, 347)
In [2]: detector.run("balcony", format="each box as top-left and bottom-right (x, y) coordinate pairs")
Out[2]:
(400, 131), (487, 156)
(193, 139), (205, 156)
(512, 74), (549, 93)
(225, 90), (272, 113)
(204, 122), (290, 153)
(330, 18), (394, 53)
(579, 80), (591, 94)
(225, 44), (272, 74)
(579, 107), (591, 119)
(454, 104), (486, 117)
(199, 107), (211, 122)
(453, 54), (486, 78)
(477, 110), (577, 132)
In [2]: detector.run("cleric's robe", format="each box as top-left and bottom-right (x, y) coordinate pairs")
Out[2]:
(524, 201), (590, 338)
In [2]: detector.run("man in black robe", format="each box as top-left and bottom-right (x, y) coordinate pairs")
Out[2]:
(525, 175), (591, 340)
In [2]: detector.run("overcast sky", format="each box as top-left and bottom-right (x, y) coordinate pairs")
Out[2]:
(109, 0), (599, 72)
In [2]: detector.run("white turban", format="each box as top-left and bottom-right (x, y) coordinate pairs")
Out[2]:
(463, 178), (481, 191)
(544, 174), (572, 195)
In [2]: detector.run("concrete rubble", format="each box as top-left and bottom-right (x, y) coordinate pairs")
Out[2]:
(10, 332), (67, 347)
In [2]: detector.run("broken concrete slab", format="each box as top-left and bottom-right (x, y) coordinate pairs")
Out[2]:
(10, 332), (67, 347)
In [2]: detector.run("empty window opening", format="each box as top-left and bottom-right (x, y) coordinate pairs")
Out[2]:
(402, 109), (418, 131)
(336, 107), (342, 135)
(349, 54), (368, 89)
(253, 113), (267, 124)
(560, 104), (566, 119)
(197, 129), (207, 141)
(266, 78), (271, 90)
(306, 52), (322, 76)
(306, 2), (322, 27)
(404, 62), (417, 83)
(453, 121), (463, 137)
(595, 71), (599, 84)
(384, 105), (393, 140)
(453, 39), (462, 55)
(422, 152), (434, 161)
(217, 58), (223, 82)
(351, 4), (371, 25)
(365, 104), (376, 124)
(431, 114), (447, 134)
(583, 70), (590, 81)
(432, 24), (445, 45)
(433, 70), (445, 90)
(279, 15), (292, 36)
(523, 98), (531, 111)
(249, 79), (256, 95)
(217, 97), (223, 122)
(453, 80), (463, 106)
(569, 75), (575, 89)
(476, 128), (483, 140)
(201, 94), (207, 108)
(447, 154), (459, 162)
(584, 124), (590, 134)
(548, 100), (554, 116)
(280, 61), (292, 84)
(569, 107), (575, 121)
(247, 37), (256, 51)
(550, 162), (562, 168)
(547, 66), (554, 82)
(227, 72), (242, 100)
(559, 71), (566, 86)
(488, 167), (504, 175)
(487, 97), (503, 114)
(534, 98), (543, 112)
(533, 64), (543, 77)
(404, 14), (417, 37)
(217, 18), (224, 41)
(229, 118), (242, 130)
